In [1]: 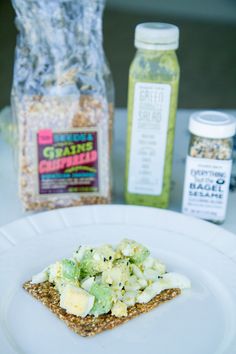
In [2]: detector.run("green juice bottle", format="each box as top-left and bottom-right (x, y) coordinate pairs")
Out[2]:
(125, 23), (180, 208)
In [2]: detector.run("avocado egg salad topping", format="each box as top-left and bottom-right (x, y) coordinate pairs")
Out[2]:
(31, 239), (191, 318)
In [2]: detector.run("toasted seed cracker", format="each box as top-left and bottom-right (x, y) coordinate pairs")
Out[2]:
(23, 281), (181, 337)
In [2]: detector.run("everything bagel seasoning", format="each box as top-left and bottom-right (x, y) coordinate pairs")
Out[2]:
(182, 111), (236, 223)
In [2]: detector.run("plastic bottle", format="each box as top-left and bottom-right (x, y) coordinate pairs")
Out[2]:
(125, 23), (180, 208)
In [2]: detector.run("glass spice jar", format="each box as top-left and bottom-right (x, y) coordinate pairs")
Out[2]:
(182, 111), (236, 224)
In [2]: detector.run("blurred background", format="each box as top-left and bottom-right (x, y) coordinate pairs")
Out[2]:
(1, 0), (236, 108)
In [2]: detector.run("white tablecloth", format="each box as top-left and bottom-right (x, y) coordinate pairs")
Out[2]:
(0, 107), (235, 234)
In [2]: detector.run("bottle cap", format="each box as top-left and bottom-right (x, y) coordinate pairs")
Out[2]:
(189, 111), (236, 139)
(135, 23), (179, 50)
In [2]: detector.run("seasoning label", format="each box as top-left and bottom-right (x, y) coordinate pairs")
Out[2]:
(182, 156), (232, 221)
(128, 82), (171, 195)
(37, 130), (100, 195)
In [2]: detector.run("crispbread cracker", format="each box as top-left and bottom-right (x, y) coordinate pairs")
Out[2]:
(23, 281), (181, 337)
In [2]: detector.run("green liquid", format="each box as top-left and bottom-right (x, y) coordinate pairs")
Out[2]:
(125, 49), (180, 208)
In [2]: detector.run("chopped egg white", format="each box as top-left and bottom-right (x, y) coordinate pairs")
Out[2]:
(102, 267), (123, 285)
(137, 273), (191, 304)
(31, 268), (48, 284)
(73, 245), (91, 262)
(48, 262), (61, 283)
(131, 264), (144, 279)
(60, 284), (94, 317)
(122, 244), (133, 256)
(142, 256), (154, 269)
(125, 275), (141, 291)
(137, 281), (163, 303)
(160, 273), (191, 290)
(122, 291), (137, 307)
(152, 260), (166, 275)
(111, 301), (127, 317)
(143, 268), (159, 281)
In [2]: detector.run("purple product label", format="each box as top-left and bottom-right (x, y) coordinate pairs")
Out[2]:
(37, 130), (99, 195)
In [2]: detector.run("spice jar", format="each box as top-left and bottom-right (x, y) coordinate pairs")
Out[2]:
(182, 111), (236, 223)
(125, 23), (180, 208)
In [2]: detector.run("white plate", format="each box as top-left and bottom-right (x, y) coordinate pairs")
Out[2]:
(0, 205), (236, 354)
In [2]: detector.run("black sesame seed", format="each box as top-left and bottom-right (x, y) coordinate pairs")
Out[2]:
(90, 249), (93, 252)
(122, 286), (125, 290)
(104, 257), (107, 262)
(108, 284), (112, 287)
(158, 276), (163, 279)
(119, 282), (121, 286)
(109, 256), (112, 260)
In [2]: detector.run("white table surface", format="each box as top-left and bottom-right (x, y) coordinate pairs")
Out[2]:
(0, 107), (236, 234)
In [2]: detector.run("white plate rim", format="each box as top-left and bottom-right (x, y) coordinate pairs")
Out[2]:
(0, 205), (236, 262)
(1, 205), (236, 354)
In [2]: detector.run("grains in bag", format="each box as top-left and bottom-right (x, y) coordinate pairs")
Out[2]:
(11, 0), (114, 211)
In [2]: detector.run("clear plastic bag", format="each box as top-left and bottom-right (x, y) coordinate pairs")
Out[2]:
(11, 0), (114, 211)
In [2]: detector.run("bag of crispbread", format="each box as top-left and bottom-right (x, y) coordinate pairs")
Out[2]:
(11, 0), (114, 211)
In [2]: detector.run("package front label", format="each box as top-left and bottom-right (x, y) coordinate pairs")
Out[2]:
(182, 156), (232, 221)
(37, 130), (99, 195)
(128, 82), (171, 195)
